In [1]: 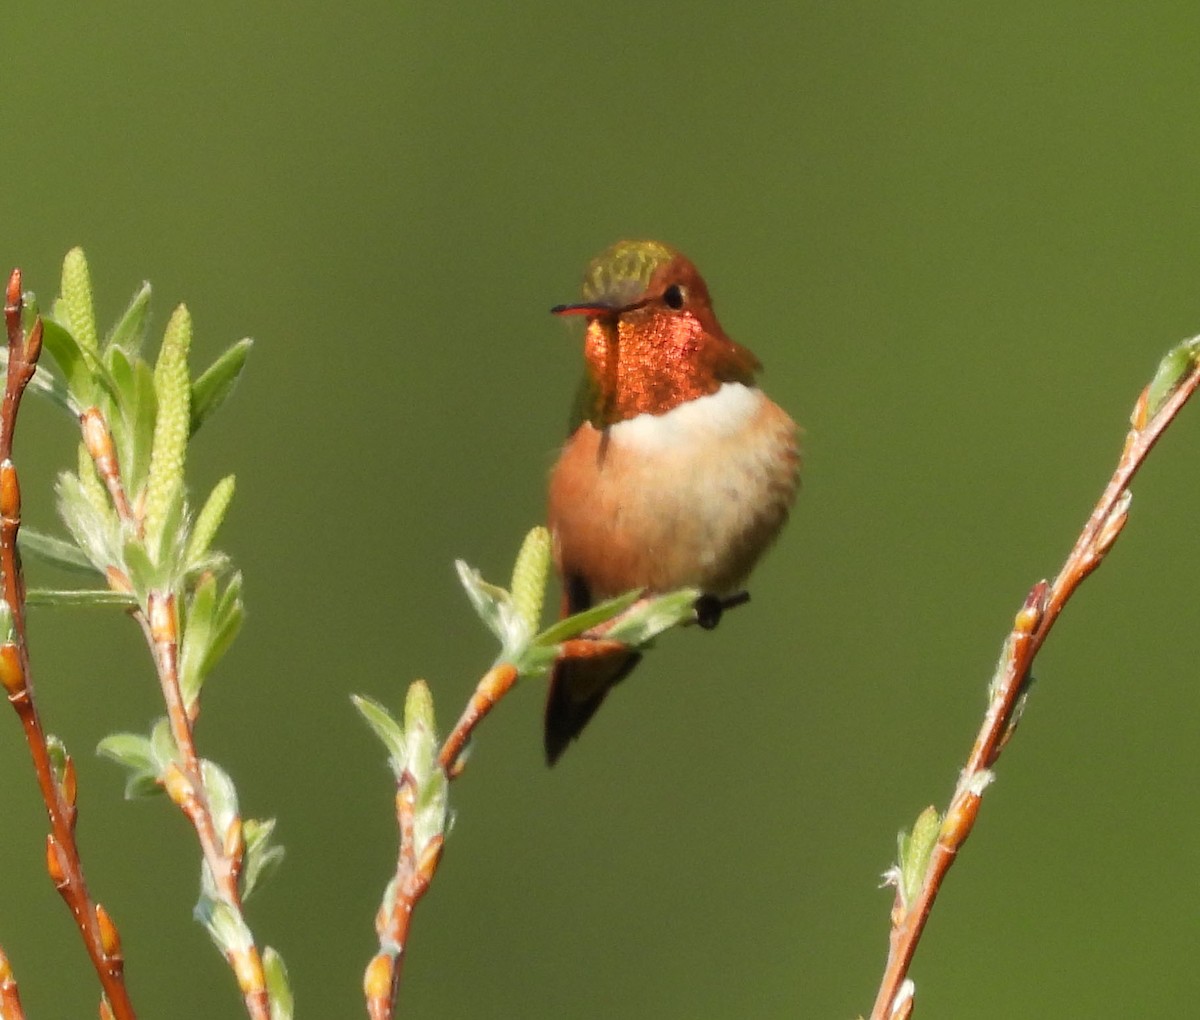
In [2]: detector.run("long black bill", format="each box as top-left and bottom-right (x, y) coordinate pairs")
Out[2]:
(550, 301), (615, 317)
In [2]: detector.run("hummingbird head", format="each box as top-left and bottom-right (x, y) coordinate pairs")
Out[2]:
(553, 240), (761, 427)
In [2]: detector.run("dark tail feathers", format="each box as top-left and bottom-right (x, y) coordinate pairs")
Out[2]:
(544, 651), (641, 765)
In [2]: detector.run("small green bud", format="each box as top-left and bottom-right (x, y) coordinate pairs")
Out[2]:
(897, 806), (941, 910)
(1145, 335), (1200, 419)
(404, 679), (437, 743)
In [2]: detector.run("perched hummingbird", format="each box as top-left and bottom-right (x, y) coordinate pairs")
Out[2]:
(544, 240), (800, 764)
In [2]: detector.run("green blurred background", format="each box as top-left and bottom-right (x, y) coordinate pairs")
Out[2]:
(3, 3), (1200, 1017)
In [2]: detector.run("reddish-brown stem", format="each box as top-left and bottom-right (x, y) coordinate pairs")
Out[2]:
(373, 594), (684, 1015)
(78, 378), (268, 1019)
(868, 364), (1200, 1020)
(365, 659), (522, 1017)
(136, 591), (269, 1020)
(437, 663), (519, 776)
(80, 408), (134, 523)
(0, 944), (27, 1020)
(436, 603), (656, 778)
(365, 772), (444, 1020)
(1, 271), (137, 1020)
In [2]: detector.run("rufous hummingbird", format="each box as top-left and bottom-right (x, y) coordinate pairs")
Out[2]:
(544, 240), (800, 764)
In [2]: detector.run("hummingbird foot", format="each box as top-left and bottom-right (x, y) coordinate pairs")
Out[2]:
(694, 591), (751, 630)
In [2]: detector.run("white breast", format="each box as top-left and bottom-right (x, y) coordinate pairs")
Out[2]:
(598, 382), (799, 593)
(611, 381), (765, 452)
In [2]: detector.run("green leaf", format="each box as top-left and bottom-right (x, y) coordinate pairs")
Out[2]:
(241, 817), (285, 901)
(128, 353), (158, 495)
(534, 589), (642, 646)
(39, 317), (93, 403)
(43, 311), (123, 409)
(26, 589), (138, 608)
(180, 574), (217, 706)
(191, 338), (252, 436)
(1146, 335), (1200, 419)
(198, 575), (243, 680)
(216, 570), (243, 620)
(403, 680), (447, 857)
(605, 588), (701, 647)
(200, 896), (252, 954)
(201, 759), (238, 836)
(122, 535), (161, 600)
(263, 947), (293, 1020)
(75, 439), (112, 519)
(97, 731), (163, 799)
(511, 645), (558, 681)
(18, 527), (96, 574)
(185, 550), (232, 582)
(896, 806), (941, 910)
(46, 734), (69, 786)
(105, 281), (151, 353)
(28, 362), (76, 414)
(351, 693), (406, 768)
(97, 732), (156, 773)
(55, 471), (120, 573)
(404, 679), (437, 744)
(455, 559), (510, 642)
(106, 345), (158, 494)
(149, 717), (178, 770)
(125, 772), (164, 798)
(0, 349), (77, 414)
(149, 476), (186, 570)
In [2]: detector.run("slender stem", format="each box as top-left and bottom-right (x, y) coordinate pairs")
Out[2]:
(0, 271), (137, 1020)
(367, 655), (528, 1017)
(365, 771), (444, 1020)
(136, 590), (269, 1020)
(371, 586), (728, 1015)
(868, 361), (1200, 1020)
(0, 944), (26, 1020)
(79, 379), (269, 1020)
(437, 663), (519, 777)
(77, 354), (267, 1016)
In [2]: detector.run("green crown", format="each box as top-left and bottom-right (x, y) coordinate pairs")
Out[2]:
(580, 240), (677, 308)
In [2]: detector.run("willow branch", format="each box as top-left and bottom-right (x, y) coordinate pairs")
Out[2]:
(0, 945), (27, 1020)
(367, 558), (718, 1018)
(80, 400), (268, 1019)
(135, 591), (269, 1020)
(437, 663), (520, 779)
(0, 271), (137, 1019)
(868, 349), (1200, 1020)
(364, 768), (445, 1020)
(363, 661), (518, 1020)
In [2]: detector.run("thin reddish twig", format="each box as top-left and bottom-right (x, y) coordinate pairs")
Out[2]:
(0, 271), (138, 1020)
(363, 662), (518, 1019)
(868, 360), (1200, 1020)
(70, 332), (267, 1016)
(364, 771), (444, 1020)
(136, 583), (268, 1020)
(371, 588), (734, 1016)
(0, 944), (27, 1020)
(437, 663), (519, 777)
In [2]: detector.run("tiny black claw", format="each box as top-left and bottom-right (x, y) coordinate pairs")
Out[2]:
(694, 591), (751, 630)
(695, 595), (723, 630)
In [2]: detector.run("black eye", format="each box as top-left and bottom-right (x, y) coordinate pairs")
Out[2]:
(662, 284), (685, 310)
